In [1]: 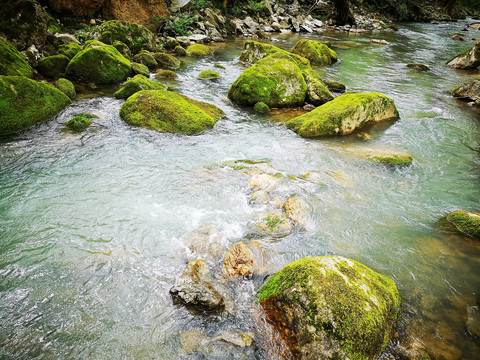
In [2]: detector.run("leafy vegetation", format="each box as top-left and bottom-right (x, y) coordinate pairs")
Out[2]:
(154, 14), (196, 37)
(64, 113), (98, 132)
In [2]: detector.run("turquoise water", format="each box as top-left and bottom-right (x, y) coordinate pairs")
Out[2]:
(1, 20), (480, 359)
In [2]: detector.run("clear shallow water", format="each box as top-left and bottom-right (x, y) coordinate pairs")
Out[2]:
(1, 20), (480, 359)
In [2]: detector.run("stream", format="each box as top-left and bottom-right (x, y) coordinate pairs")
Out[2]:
(1, 19), (480, 359)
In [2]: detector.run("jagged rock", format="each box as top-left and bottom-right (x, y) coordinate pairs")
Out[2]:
(283, 197), (308, 226)
(452, 80), (480, 105)
(182, 224), (226, 262)
(0, 38), (34, 78)
(286, 92), (399, 137)
(258, 256), (401, 360)
(447, 39), (480, 70)
(102, 0), (170, 28)
(170, 259), (224, 311)
(113, 74), (166, 99)
(223, 242), (255, 278)
(170, 0), (191, 12)
(244, 17), (259, 30)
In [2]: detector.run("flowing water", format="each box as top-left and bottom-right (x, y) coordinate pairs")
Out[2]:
(1, 19), (480, 359)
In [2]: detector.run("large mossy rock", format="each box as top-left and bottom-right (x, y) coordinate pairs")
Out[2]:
(58, 43), (83, 59)
(37, 55), (70, 79)
(240, 40), (287, 64)
(0, 76), (71, 136)
(228, 53), (308, 108)
(303, 69), (334, 106)
(447, 39), (480, 70)
(258, 256), (401, 360)
(291, 39), (338, 66)
(186, 44), (214, 58)
(446, 210), (480, 240)
(113, 74), (167, 99)
(66, 43), (132, 84)
(286, 93), (399, 137)
(0, 38), (34, 78)
(452, 80), (480, 105)
(133, 50), (158, 70)
(95, 20), (156, 54)
(119, 90), (224, 134)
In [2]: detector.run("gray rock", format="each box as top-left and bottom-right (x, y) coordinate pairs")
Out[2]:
(189, 34), (208, 42)
(301, 24), (313, 33)
(452, 80), (480, 105)
(291, 18), (301, 32)
(244, 17), (259, 30)
(175, 36), (192, 48)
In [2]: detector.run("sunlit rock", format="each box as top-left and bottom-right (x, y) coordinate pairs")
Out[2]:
(447, 39), (480, 70)
(290, 39), (338, 66)
(249, 173), (279, 192)
(445, 210), (480, 240)
(452, 80), (480, 106)
(223, 242), (255, 278)
(283, 196), (308, 227)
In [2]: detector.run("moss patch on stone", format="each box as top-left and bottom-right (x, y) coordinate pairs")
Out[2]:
(133, 50), (158, 70)
(0, 38), (34, 78)
(369, 153), (413, 166)
(258, 256), (401, 360)
(119, 90), (223, 134)
(58, 43), (83, 59)
(38, 54), (70, 79)
(186, 44), (214, 58)
(132, 62), (150, 77)
(254, 102), (269, 114)
(324, 79), (346, 92)
(291, 39), (338, 66)
(446, 210), (480, 240)
(114, 74), (167, 99)
(55, 78), (76, 99)
(406, 63), (430, 71)
(199, 70), (220, 80)
(0, 76), (71, 136)
(64, 113), (98, 132)
(155, 70), (178, 80)
(286, 92), (399, 137)
(112, 41), (131, 59)
(96, 20), (155, 54)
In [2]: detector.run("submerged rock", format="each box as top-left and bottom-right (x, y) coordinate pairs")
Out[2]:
(181, 328), (255, 356)
(182, 224), (226, 262)
(0, 76), (71, 136)
(445, 210), (480, 240)
(170, 259), (224, 311)
(0, 38), (34, 78)
(283, 197), (308, 227)
(186, 43), (214, 58)
(64, 113), (98, 132)
(407, 63), (430, 71)
(345, 147), (413, 166)
(119, 90), (223, 134)
(447, 39), (480, 70)
(199, 70), (220, 80)
(66, 42), (132, 84)
(290, 39), (338, 66)
(228, 53), (308, 108)
(258, 256), (401, 360)
(452, 80), (480, 105)
(223, 242), (255, 278)
(113, 74), (167, 99)
(96, 20), (156, 54)
(286, 92), (399, 137)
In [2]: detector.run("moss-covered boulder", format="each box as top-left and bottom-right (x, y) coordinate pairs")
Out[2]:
(0, 76), (71, 136)
(155, 70), (178, 80)
(132, 62), (150, 77)
(0, 38), (34, 78)
(254, 102), (269, 114)
(37, 55), (70, 79)
(240, 40), (287, 64)
(96, 20), (155, 54)
(133, 50), (158, 70)
(258, 256), (401, 360)
(324, 79), (346, 92)
(186, 44), (214, 58)
(291, 39), (338, 66)
(199, 70), (220, 80)
(58, 43), (83, 59)
(66, 43), (132, 84)
(154, 52), (181, 69)
(303, 69), (334, 106)
(447, 39), (480, 70)
(64, 113), (98, 132)
(119, 90), (224, 134)
(113, 74), (167, 99)
(228, 53), (308, 108)
(55, 78), (76, 99)
(452, 80), (480, 105)
(286, 93), (399, 137)
(446, 210), (480, 239)
(174, 45), (187, 56)
(112, 41), (131, 59)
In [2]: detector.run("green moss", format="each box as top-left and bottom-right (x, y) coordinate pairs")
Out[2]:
(446, 210), (480, 240)
(132, 62), (150, 77)
(97, 20), (155, 54)
(113, 74), (167, 99)
(133, 50), (158, 70)
(291, 39), (338, 66)
(254, 102), (269, 114)
(176, 93), (225, 120)
(324, 79), (346, 92)
(258, 256), (401, 360)
(55, 78), (76, 99)
(199, 70), (220, 80)
(0, 76), (71, 136)
(38, 55), (70, 79)
(65, 113), (98, 132)
(83, 40), (105, 49)
(302, 69), (333, 106)
(154, 52), (181, 69)
(214, 63), (226, 69)
(155, 70), (178, 80)
(186, 44), (214, 58)
(240, 40), (311, 69)
(286, 92), (399, 138)
(66, 44), (132, 84)
(228, 53), (307, 108)
(0, 38), (34, 78)
(119, 90), (223, 134)
(406, 63), (430, 71)
(369, 154), (413, 166)
(112, 41), (131, 59)
(174, 45), (187, 56)
(58, 43), (82, 60)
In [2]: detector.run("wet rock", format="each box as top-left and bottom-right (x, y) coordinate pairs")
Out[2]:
(155, 69), (178, 80)
(223, 242), (255, 278)
(55, 78), (76, 99)
(469, 23), (480, 30)
(211, 329), (254, 347)
(64, 113), (97, 132)
(0, 76), (71, 136)
(445, 210), (480, 240)
(181, 328), (255, 356)
(113, 74), (167, 99)
(286, 92), (399, 137)
(283, 197), (307, 227)
(181, 328), (209, 354)
(131, 62), (150, 77)
(258, 256), (401, 360)
(303, 68), (334, 106)
(371, 39), (390, 45)
(102, 0), (170, 28)
(199, 70), (220, 80)
(452, 80), (480, 105)
(170, 259), (224, 311)
(254, 211), (292, 237)
(254, 102), (269, 114)
(119, 89), (224, 134)
(0, 38), (34, 78)
(186, 43), (214, 58)
(407, 63), (430, 71)
(154, 52), (181, 69)
(183, 224), (226, 262)
(324, 79), (346, 92)
(291, 39), (338, 66)
(447, 39), (480, 70)
(467, 306), (480, 337)
(249, 173), (279, 192)
(133, 50), (158, 70)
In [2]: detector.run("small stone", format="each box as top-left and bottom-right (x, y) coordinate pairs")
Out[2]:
(254, 211), (292, 237)
(199, 70), (220, 80)
(283, 197), (308, 226)
(223, 242), (255, 278)
(181, 328), (209, 354)
(253, 102), (269, 114)
(371, 39), (390, 45)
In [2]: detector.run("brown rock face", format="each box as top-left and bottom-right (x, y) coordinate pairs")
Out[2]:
(47, 0), (105, 16)
(223, 242), (255, 277)
(102, 0), (170, 28)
